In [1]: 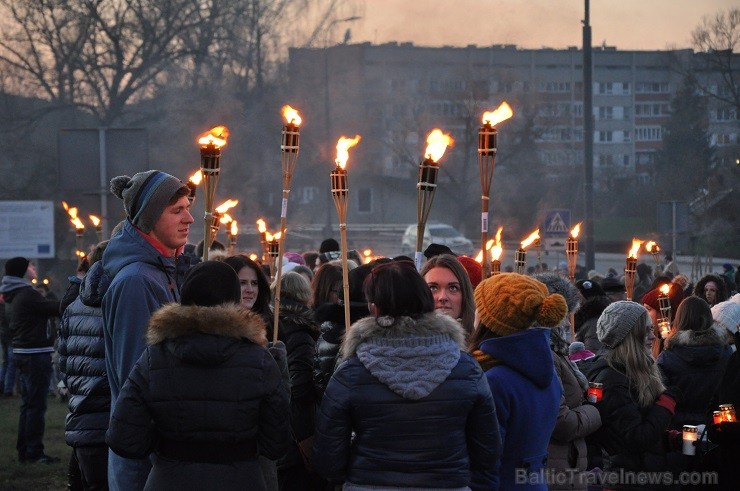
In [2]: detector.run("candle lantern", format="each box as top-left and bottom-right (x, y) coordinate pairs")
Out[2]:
(330, 135), (361, 333)
(587, 382), (603, 403)
(657, 283), (672, 339)
(478, 102), (513, 278)
(415, 129), (453, 270)
(567, 223), (582, 283)
(227, 220), (238, 256)
(624, 238), (643, 301)
(516, 229), (540, 275)
(271, 106), (303, 343)
(713, 411), (723, 425)
(719, 403), (737, 422)
(197, 126), (229, 261)
(645, 241), (661, 269)
(682, 425), (698, 456)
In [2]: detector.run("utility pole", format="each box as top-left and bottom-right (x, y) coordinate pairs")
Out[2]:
(583, 0), (595, 270)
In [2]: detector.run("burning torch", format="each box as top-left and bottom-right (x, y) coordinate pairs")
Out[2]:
(516, 229), (540, 275)
(197, 125), (229, 261)
(256, 218), (269, 265)
(228, 220), (238, 256)
(187, 170), (202, 207)
(415, 129), (454, 270)
(645, 241), (661, 270)
(478, 102), (513, 278)
(657, 283), (672, 339)
(567, 222), (582, 283)
(330, 135), (361, 333)
(63, 201), (86, 264)
(624, 238), (643, 301)
(266, 231), (281, 282)
(89, 214), (103, 243)
(209, 199), (238, 244)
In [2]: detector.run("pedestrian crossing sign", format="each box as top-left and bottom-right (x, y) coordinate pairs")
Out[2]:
(543, 209), (570, 237)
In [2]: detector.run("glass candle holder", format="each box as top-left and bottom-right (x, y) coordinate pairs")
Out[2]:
(719, 403), (736, 422)
(587, 382), (603, 403)
(682, 425), (698, 456)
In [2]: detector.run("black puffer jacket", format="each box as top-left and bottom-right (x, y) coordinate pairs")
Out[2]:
(58, 261), (111, 447)
(313, 302), (369, 402)
(312, 313), (501, 489)
(106, 303), (291, 489)
(586, 358), (673, 490)
(1, 278), (60, 351)
(271, 299), (321, 469)
(657, 325), (732, 429)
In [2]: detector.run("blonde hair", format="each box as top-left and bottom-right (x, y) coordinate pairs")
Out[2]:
(604, 313), (665, 408)
(271, 271), (312, 305)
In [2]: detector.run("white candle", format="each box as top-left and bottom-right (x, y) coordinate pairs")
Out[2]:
(682, 425), (698, 456)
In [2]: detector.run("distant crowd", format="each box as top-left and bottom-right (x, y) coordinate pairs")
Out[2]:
(1, 169), (739, 491)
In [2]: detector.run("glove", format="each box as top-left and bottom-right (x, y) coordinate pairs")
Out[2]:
(267, 341), (290, 398)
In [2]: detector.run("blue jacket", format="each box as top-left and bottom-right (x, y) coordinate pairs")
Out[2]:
(478, 328), (561, 490)
(313, 313), (501, 490)
(58, 261), (111, 447)
(102, 220), (183, 405)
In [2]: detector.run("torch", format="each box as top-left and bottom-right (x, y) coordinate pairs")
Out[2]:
(209, 199), (238, 244)
(228, 220), (238, 256)
(567, 222), (582, 283)
(657, 283), (672, 338)
(187, 170), (202, 207)
(491, 227), (503, 275)
(330, 135), (361, 332)
(271, 106), (303, 344)
(89, 215), (103, 243)
(63, 201), (86, 264)
(624, 238), (643, 301)
(645, 241), (661, 270)
(415, 129), (454, 270)
(478, 102), (513, 278)
(256, 218), (269, 265)
(197, 125), (229, 261)
(266, 231), (281, 282)
(516, 229), (540, 275)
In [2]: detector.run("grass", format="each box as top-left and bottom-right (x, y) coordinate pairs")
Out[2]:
(0, 393), (70, 490)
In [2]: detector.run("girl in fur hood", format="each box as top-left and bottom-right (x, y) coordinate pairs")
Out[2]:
(311, 260), (501, 490)
(657, 296), (733, 430)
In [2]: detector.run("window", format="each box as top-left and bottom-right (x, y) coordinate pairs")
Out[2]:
(635, 126), (662, 141)
(596, 131), (613, 143)
(597, 82), (613, 95)
(635, 103), (669, 117)
(541, 81), (571, 93)
(597, 106), (614, 120)
(715, 108), (736, 121)
(713, 133), (736, 146)
(573, 103), (583, 117)
(636, 152), (656, 165)
(635, 82), (670, 93)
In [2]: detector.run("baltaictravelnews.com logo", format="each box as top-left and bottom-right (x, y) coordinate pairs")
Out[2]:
(516, 468), (718, 487)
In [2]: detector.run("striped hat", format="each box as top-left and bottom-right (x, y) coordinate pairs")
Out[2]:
(110, 170), (187, 233)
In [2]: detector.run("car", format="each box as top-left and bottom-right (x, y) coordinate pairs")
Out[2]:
(400, 223), (475, 257)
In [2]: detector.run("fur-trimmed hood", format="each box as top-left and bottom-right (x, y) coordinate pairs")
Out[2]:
(342, 312), (466, 359)
(147, 303), (267, 347)
(272, 299), (320, 339)
(665, 324), (728, 350)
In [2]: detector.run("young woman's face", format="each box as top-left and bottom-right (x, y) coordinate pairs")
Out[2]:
(237, 266), (259, 310)
(703, 281), (718, 305)
(424, 266), (463, 320)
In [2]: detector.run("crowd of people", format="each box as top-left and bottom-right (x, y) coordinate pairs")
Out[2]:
(1, 168), (739, 490)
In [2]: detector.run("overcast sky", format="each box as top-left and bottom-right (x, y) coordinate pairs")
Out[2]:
(347, 0), (735, 51)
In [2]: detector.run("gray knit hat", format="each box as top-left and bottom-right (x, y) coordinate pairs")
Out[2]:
(596, 301), (647, 349)
(533, 272), (581, 313)
(110, 170), (188, 233)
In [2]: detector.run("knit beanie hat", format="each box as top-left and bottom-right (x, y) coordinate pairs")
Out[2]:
(283, 252), (306, 265)
(319, 238), (339, 253)
(711, 295), (740, 334)
(181, 260), (241, 307)
(474, 273), (568, 337)
(596, 301), (647, 349)
(576, 279), (605, 300)
(4, 257), (29, 278)
(110, 170), (188, 233)
(457, 255), (482, 288)
(568, 341), (586, 355)
(533, 272), (581, 313)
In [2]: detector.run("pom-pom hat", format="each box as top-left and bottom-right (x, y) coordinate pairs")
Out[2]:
(110, 170), (188, 233)
(474, 273), (568, 337)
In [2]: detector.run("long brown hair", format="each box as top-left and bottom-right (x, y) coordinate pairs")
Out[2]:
(420, 254), (476, 334)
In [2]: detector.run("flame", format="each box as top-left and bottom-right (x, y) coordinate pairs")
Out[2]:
(89, 215), (101, 228)
(215, 199), (238, 214)
(282, 105), (302, 126)
(189, 170), (202, 185)
(335, 135), (361, 169)
(197, 125), (230, 148)
(63, 202), (85, 230)
(219, 213), (233, 225)
(645, 240), (659, 253)
(659, 283), (670, 295)
(492, 227), (503, 260)
(628, 238), (643, 258)
(571, 222), (582, 238)
(424, 129), (454, 162)
(265, 232), (273, 242)
(256, 218), (267, 234)
(230, 220), (238, 236)
(521, 229), (540, 249)
(481, 101), (514, 126)
(274, 231), (282, 240)
(363, 249), (372, 257)
(249, 253), (258, 261)
(75, 250), (86, 258)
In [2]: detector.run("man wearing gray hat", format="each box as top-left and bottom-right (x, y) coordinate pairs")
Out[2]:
(102, 170), (193, 491)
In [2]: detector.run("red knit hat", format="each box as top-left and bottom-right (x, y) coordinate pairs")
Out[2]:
(457, 256), (482, 288)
